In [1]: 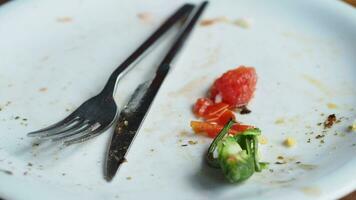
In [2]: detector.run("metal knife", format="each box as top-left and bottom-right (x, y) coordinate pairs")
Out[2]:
(105, 1), (208, 181)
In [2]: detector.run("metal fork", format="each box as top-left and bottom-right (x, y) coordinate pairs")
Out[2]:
(27, 4), (194, 145)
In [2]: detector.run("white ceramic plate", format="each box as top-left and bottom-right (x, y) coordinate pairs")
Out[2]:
(0, 0), (355, 199)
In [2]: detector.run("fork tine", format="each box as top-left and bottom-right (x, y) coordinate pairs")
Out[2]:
(63, 124), (105, 146)
(39, 119), (88, 139)
(27, 114), (79, 137)
(50, 123), (92, 141)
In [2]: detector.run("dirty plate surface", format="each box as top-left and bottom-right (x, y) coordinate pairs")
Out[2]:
(0, 0), (355, 199)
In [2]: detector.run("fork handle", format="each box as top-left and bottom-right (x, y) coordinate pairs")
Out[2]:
(100, 3), (194, 96)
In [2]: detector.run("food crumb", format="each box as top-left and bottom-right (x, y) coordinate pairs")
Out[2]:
(348, 121), (356, 132)
(124, 120), (128, 126)
(233, 18), (251, 29)
(301, 186), (321, 197)
(32, 143), (40, 147)
(188, 140), (198, 145)
(315, 135), (324, 139)
(181, 144), (188, 147)
(324, 114), (336, 129)
(275, 118), (285, 124)
(338, 132), (346, 137)
(239, 106), (251, 114)
(258, 135), (268, 145)
(327, 103), (337, 109)
(200, 16), (228, 26)
(126, 176), (132, 180)
(0, 169), (13, 175)
(137, 12), (153, 23)
(57, 17), (73, 23)
(179, 131), (189, 137)
(283, 137), (296, 147)
(39, 87), (48, 92)
(277, 156), (284, 160)
(14, 116), (20, 120)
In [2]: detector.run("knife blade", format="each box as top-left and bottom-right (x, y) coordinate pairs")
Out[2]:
(105, 82), (149, 181)
(105, 1), (208, 181)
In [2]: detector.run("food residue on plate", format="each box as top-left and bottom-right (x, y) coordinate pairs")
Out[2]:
(56, 17), (73, 23)
(191, 66), (257, 138)
(200, 16), (228, 26)
(326, 103), (337, 109)
(137, 12), (154, 24)
(275, 118), (285, 124)
(298, 163), (318, 171)
(189, 66), (267, 183)
(0, 101), (11, 112)
(233, 18), (251, 29)
(258, 135), (268, 145)
(200, 16), (252, 29)
(301, 186), (321, 197)
(169, 76), (209, 98)
(283, 137), (296, 147)
(323, 114), (336, 129)
(39, 87), (48, 92)
(238, 105), (251, 114)
(302, 74), (331, 96)
(0, 169), (13, 175)
(188, 140), (198, 145)
(348, 121), (356, 132)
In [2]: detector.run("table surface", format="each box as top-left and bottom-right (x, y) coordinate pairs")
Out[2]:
(0, 0), (354, 199)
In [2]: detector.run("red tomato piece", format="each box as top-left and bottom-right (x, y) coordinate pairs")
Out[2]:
(232, 124), (254, 132)
(216, 110), (236, 125)
(190, 121), (253, 138)
(190, 121), (222, 137)
(204, 102), (229, 118)
(206, 109), (236, 125)
(210, 66), (257, 107)
(193, 98), (213, 117)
